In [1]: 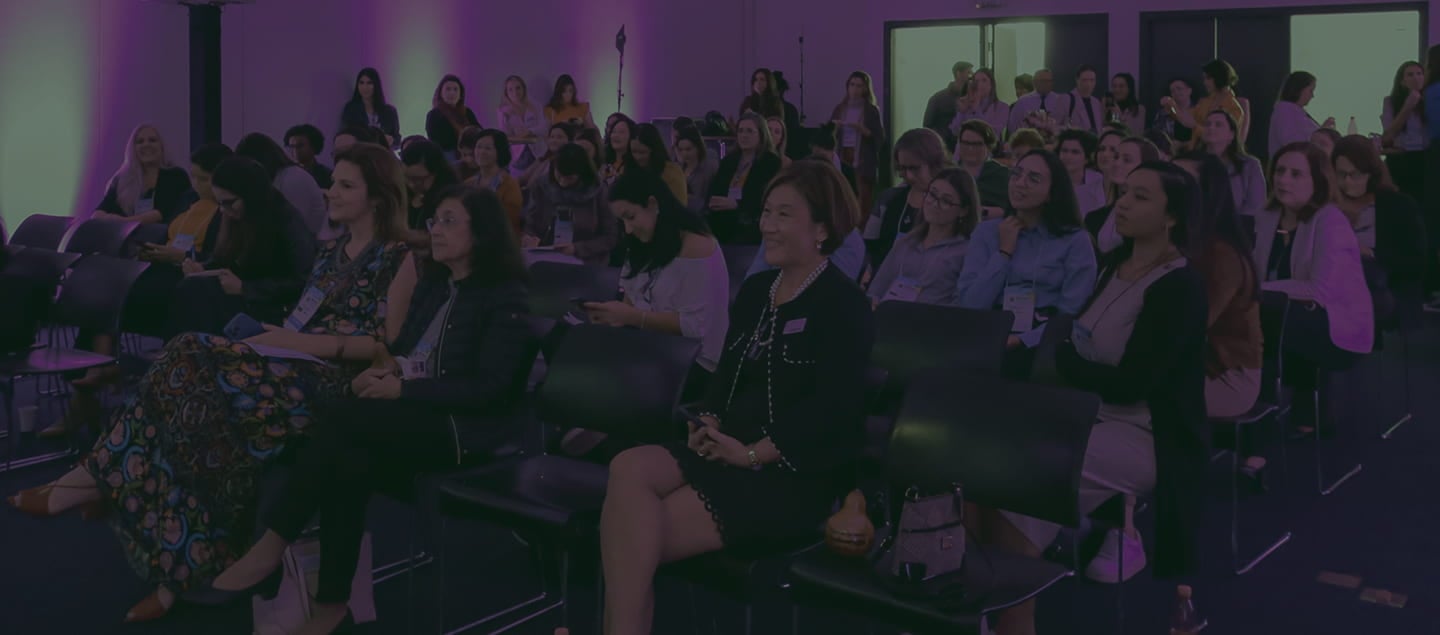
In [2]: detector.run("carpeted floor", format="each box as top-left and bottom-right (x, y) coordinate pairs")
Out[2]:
(2, 321), (1438, 634)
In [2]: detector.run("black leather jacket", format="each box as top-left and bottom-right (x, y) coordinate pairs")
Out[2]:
(391, 271), (535, 460)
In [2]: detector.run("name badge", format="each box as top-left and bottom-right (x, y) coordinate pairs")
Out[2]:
(1002, 283), (1037, 334)
(136, 197), (155, 214)
(284, 286), (327, 331)
(882, 276), (923, 304)
(783, 318), (807, 335)
(397, 353), (429, 380)
(171, 233), (196, 252)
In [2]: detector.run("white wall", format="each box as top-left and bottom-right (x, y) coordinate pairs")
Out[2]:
(747, 0), (1439, 125)
(0, 0), (189, 230)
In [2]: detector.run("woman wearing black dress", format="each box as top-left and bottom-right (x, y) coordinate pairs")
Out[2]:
(599, 160), (875, 635)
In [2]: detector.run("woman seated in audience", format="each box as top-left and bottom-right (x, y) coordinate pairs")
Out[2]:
(340, 68), (400, 148)
(521, 143), (617, 265)
(92, 123), (193, 224)
(864, 128), (954, 268)
(1155, 77), (1197, 145)
(1004, 128), (1046, 163)
(1379, 61), (1429, 199)
(237, 132), (329, 235)
(1199, 110), (1266, 216)
(1332, 135), (1428, 321)
(1144, 128), (1176, 161)
(1179, 152), (1263, 420)
(1094, 128), (1125, 194)
(674, 127), (717, 214)
(544, 74), (598, 129)
(979, 162), (1208, 635)
(603, 115), (636, 182)
(598, 160), (873, 635)
(1309, 127), (1342, 158)
(520, 122), (577, 188)
(497, 75), (547, 168)
(7, 143), (417, 624)
(401, 138), (461, 230)
(707, 112), (784, 245)
(807, 123), (858, 193)
(829, 70), (885, 220)
(953, 119), (1010, 219)
(137, 143), (231, 269)
(1253, 142), (1374, 433)
(955, 150), (1097, 362)
(738, 67), (785, 119)
(1056, 129), (1107, 217)
(575, 126), (604, 171)
(868, 167), (978, 307)
(425, 74), (480, 156)
(1088, 136), (1162, 254)
(1269, 71), (1334, 157)
(199, 185), (533, 635)
(1107, 73), (1147, 134)
(766, 116), (794, 169)
(949, 68), (1009, 144)
(454, 126), (484, 182)
(464, 129), (524, 233)
(626, 123), (688, 203)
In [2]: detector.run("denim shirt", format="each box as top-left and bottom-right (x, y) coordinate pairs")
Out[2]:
(954, 217), (1098, 347)
(746, 229), (866, 281)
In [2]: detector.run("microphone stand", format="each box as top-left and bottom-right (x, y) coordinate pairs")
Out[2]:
(798, 34), (806, 123)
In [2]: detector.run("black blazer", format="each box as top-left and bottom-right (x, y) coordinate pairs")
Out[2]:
(1056, 265), (1208, 578)
(707, 151), (783, 244)
(96, 167), (195, 222)
(425, 107), (481, 153)
(340, 100), (401, 147)
(392, 273), (534, 454)
(701, 265), (875, 476)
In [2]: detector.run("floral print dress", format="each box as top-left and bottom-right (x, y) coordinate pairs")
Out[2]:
(84, 236), (410, 592)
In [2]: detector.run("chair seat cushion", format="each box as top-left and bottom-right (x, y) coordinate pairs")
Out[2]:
(788, 543), (1072, 633)
(660, 540), (822, 598)
(436, 455), (608, 536)
(0, 347), (114, 376)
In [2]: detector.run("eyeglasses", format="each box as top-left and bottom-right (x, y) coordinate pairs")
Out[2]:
(1008, 167), (1046, 186)
(1334, 169), (1368, 182)
(924, 190), (964, 209)
(425, 215), (464, 230)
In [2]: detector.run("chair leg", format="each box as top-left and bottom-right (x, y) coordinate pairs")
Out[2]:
(1230, 422), (1290, 575)
(1381, 329), (1413, 439)
(440, 538), (566, 635)
(1312, 379), (1362, 496)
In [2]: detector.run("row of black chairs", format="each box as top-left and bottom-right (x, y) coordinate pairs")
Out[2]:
(9, 213), (168, 258)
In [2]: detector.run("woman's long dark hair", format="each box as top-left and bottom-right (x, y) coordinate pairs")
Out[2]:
(548, 74), (581, 112)
(605, 115), (636, 166)
(1390, 61), (1425, 124)
(747, 68), (784, 117)
(609, 169), (711, 278)
(1100, 160), (1203, 271)
(553, 143), (600, 188)
(1178, 151), (1260, 300)
(1111, 73), (1140, 113)
(209, 156), (289, 268)
(400, 139), (460, 223)
(425, 184), (528, 286)
(431, 74), (471, 133)
(1202, 109), (1251, 175)
(349, 67), (391, 110)
(626, 123), (671, 175)
(1014, 150), (1083, 235)
(235, 132), (297, 180)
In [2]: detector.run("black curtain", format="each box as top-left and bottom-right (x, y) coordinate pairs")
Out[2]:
(1140, 17), (1215, 117)
(1045, 15), (1110, 96)
(1217, 15), (1291, 162)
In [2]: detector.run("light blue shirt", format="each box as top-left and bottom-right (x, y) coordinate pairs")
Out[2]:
(746, 229), (866, 281)
(954, 217), (1098, 347)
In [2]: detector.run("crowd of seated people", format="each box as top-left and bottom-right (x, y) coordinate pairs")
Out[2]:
(3, 42), (1438, 635)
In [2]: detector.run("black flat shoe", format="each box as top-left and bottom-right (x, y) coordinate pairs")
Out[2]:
(183, 568), (282, 606)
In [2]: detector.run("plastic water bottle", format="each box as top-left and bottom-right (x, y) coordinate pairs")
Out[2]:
(1170, 585), (1208, 634)
(1346, 116), (1358, 136)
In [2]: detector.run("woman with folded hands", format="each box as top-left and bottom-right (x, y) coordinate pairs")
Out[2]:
(199, 185), (533, 635)
(599, 161), (874, 635)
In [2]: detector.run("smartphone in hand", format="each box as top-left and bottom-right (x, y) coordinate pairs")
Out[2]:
(223, 313), (267, 340)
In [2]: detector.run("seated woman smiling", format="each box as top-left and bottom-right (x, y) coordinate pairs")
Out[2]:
(201, 185), (534, 635)
(599, 160), (874, 635)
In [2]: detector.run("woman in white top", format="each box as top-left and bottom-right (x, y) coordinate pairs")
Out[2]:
(867, 167), (979, 307)
(949, 68), (1010, 142)
(496, 75), (547, 168)
(1056, 129), (1107, 216)
(1380, 61), (1429, 200)
(1255, 142), (1373, 435)
(1269, 72), (1335, 157)
(1199, 111), (1267, 217)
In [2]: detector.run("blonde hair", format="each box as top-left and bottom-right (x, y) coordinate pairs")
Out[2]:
(111, 123), (172, 214)
(736, 112), (777, 157)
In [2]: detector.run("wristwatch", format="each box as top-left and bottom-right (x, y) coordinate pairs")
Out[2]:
(747, 448), (761, 470)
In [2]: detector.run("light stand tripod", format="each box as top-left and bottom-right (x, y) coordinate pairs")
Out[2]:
(615, 25), (627, 113)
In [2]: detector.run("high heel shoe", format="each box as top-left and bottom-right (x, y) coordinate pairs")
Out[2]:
(123, 589), (172, 623)
(6, 483), (106, 519)
(184, 568), (283, 606)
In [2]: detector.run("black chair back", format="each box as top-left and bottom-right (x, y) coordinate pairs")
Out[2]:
(9, 214), (75, 250)
(536, 324), (699, 442)
(2, 248), (81, 289)
(1256, 290), (1289, 404)
(872, 302), (1012, 390)
(887, 372), (1099, 528)
(720, 244), (760, 302)
(1027, 314), (1073, 387)
(52, 255), (150, 333)
(527, 261), (621, 320)
(62, 218), (141, 256)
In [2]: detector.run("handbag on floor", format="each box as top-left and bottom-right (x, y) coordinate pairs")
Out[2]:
(251, 532), (377, 634)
